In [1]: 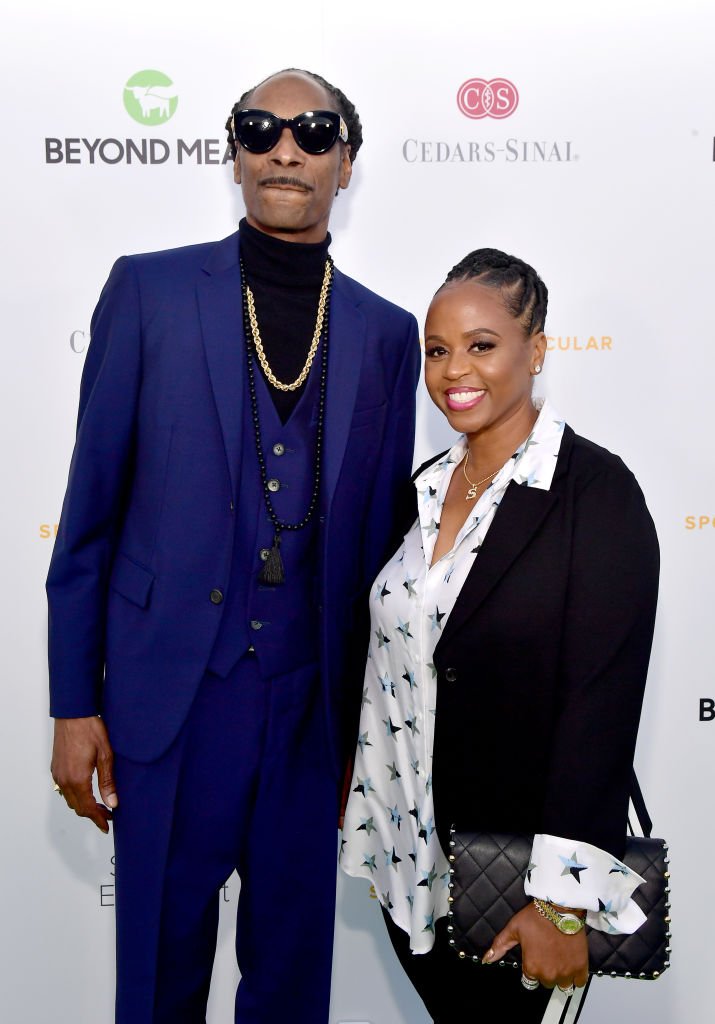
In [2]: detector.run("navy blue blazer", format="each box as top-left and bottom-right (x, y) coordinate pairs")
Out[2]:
(47, 231), (420, 772)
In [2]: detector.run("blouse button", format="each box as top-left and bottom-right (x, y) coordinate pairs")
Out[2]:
(445, 667), (457, 682)
(272, 442), (286, 456)
(267, 478), (281, 493)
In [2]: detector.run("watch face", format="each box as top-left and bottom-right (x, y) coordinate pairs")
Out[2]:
(558, 915), (584, 935)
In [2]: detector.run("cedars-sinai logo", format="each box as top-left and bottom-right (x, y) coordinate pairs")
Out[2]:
(457, 78), (519, 119)
(123, 70), (178, 126)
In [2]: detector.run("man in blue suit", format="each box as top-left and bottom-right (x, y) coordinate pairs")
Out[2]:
(47, 68), (420, 1023)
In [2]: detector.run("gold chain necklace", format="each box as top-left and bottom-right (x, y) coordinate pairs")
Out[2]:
(243, 259), (333, 392)
(462, 449), (500, 500)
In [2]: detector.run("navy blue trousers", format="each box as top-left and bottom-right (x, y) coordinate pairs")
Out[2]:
(112, 655), (338, 1023)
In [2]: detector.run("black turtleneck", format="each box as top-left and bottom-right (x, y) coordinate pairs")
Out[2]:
(239, 218), (331, 423)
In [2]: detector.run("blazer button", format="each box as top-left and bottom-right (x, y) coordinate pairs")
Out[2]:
(267, 478), (281, 493)
(210, 589), (224, 605)
(445, 667), (457, 682)
(250, 619), (263, 631)
(259, 548), (270, 562)
(272, 443), (285, 456)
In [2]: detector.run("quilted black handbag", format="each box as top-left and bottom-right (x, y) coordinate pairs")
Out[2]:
(446, 773), (671, 979)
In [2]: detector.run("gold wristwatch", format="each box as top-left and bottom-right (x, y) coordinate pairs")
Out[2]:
(533, 898), (586, 935)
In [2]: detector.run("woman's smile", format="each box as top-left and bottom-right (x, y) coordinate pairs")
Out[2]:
(444, 387), (486, 411)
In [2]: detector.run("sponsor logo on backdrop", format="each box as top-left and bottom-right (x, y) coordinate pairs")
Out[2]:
(100, 856), (115, 907)
(45, 136), (231, 165)
(123, 70), (178, 126)
(402, 138), (574, 163)
(457, 78), (519, 120)
(70, 329), (88, 353)
(98, 855), (233, 908)
(685, 516), (715, 529)
(546, 335), (612, 352)
(39, 524), (59, 539)
(403, 78), (576, 164)
(699, 699), (714, 721)
(45, 69), (233, 166)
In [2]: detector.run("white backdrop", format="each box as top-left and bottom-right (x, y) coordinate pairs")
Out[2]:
(3, 1), (713, 1020)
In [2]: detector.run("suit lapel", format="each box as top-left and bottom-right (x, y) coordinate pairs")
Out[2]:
(436, 426), (574, 652)
(321, 270), (366, 510)
(196, 246), (366, 505)
(196, 232), (244, 498)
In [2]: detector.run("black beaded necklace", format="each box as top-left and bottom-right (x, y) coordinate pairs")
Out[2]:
(239, 256), (333, 585)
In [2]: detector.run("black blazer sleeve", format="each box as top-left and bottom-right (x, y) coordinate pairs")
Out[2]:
(541, 460), (659, 855)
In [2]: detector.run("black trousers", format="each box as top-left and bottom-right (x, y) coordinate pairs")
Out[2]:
(382, 909), (590, 1024)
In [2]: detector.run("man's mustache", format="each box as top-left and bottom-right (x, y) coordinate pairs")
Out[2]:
(259, 175), (313, 191)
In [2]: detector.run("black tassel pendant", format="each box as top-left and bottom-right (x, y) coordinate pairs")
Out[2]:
(259, 532), (285, 585)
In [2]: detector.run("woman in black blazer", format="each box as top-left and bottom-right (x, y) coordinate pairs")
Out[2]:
(340, 248), (659, 1023)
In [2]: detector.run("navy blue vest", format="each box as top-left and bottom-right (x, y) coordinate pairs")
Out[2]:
(208, 362), (321, 678)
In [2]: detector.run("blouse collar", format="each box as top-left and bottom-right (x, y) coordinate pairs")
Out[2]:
(415, 398), (566, 559)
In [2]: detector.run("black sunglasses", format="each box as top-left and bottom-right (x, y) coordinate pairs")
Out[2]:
(233, 109), (349, 155)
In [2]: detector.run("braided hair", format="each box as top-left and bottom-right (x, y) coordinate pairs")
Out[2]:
(443, 248), (548, 335)
(225, 68), (363, 163)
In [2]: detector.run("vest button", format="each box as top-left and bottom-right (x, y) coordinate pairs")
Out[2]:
(267, 478), (281, 493)
(445, 667), (457, 682)
(272, 442), (285, 456)
(250, 619), (263, 631)
(210, 589), (224, 605)
(259, 548), (270, 562)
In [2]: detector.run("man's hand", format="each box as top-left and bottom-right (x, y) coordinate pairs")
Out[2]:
(51, 717), (117, 833)
(483, 902), (589, 990)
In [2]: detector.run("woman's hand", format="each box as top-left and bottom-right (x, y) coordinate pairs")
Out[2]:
(482, 902), (589, 990)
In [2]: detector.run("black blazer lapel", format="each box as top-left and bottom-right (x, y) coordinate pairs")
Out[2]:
(436, 426), (575, 652)
(196, 232), (244, 498)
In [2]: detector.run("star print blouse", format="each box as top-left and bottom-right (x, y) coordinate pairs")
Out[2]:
(340, 399), (646, 953)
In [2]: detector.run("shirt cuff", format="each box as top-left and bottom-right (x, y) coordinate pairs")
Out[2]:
(524, 833), (647, 935)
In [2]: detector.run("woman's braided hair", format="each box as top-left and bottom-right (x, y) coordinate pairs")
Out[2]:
(443, 248), (548, 335)
(225, 68), (363, 163)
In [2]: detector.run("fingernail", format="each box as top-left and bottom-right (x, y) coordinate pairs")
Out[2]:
(482, 949), (495, 964)
(106, 794), (118, 809)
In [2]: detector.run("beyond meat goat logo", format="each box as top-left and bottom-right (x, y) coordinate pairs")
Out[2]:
(123, 70), (178, 126)
(45, 69), (233, 165)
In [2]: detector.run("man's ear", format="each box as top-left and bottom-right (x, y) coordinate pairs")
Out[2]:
(337, 145), (352, 192)
(233, 153), (242, 185)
